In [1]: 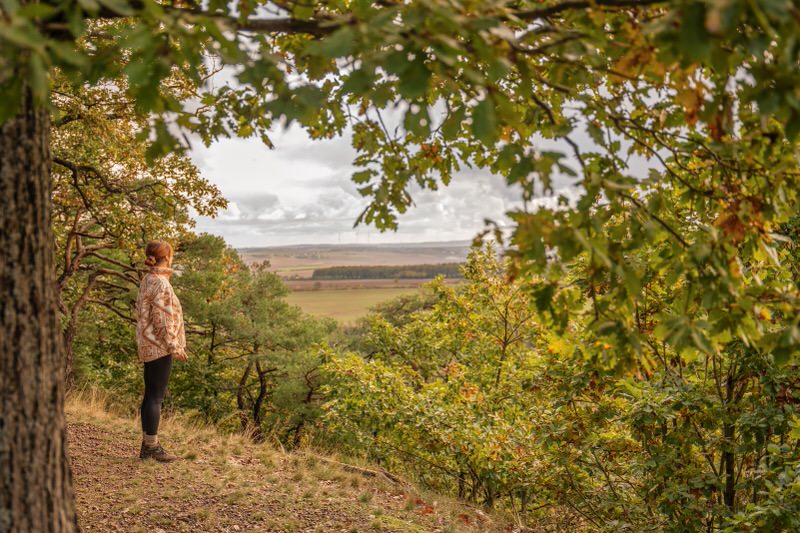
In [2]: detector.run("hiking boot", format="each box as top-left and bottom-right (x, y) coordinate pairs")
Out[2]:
(139, 442), (178, 462)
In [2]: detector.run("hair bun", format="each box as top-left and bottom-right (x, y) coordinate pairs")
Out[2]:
(144, 240), (172, 267)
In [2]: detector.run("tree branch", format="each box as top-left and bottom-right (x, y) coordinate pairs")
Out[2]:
(515, 0), (666, 21)
(70, 1), (347, 37)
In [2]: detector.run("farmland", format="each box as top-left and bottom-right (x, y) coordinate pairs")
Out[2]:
(240, 241), (471, 278)
(241, 241), (470, 322)
(286, 287), (421, 323)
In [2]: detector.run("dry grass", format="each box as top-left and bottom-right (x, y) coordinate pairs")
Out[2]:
(65, 388), (508, 533)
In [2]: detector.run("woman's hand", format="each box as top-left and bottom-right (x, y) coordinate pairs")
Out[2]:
(173, 349), (188, 362)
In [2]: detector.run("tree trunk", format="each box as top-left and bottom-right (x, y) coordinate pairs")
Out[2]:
(723, 371), (736, 511)
(251, 360), (268, 442)
(63, 325), (78, 392)
(0, 88), (79, 532)
(62, 274), (98, 390)
(723, 421), (735, 510)
(237, 360), (253, 432)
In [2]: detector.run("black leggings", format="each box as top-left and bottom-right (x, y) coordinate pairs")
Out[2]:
(140, 355), (173, 436)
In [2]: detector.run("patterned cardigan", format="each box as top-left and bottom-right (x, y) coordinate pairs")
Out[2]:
(135, 267), (186, 363)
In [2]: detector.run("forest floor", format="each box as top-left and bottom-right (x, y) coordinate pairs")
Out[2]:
(65, 392), (508, 533)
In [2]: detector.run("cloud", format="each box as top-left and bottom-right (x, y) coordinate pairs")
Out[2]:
(234, 192), (281, 214)
(189, 122), (590, 247)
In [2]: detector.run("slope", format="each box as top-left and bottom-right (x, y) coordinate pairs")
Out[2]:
(65, 392), (506, 533)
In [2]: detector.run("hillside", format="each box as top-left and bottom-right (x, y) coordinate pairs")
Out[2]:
(65, 392), (507, 533)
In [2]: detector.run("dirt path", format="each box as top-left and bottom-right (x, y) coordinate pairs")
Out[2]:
(66, 402), (499, 533)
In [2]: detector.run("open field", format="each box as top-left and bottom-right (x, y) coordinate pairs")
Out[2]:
(241, 242), (470, 322)
(284, 278), (462, 291)
(240, 241), (471, 278)
(287, 287), (424, 323)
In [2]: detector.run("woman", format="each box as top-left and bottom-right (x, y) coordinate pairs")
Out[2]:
(135, 240), (188, 462)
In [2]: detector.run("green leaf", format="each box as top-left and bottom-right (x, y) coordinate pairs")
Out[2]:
(403, 103), (430, 137)
(689, 327), (714, 355)
(237, 123), (253, 137)
(18, 3), (58, 18)
(0, 77), (23, 123)
(28, 53), (49, 104)
(293, 4), (315, 20)
(441, 106), (465, 141)
(398, 58), (430, 99)
(678, 4), (711, 63)
(341, 69), (372, 95)
(472, 97), (497, 146)
(76, 0), (101, 13)
(533, 283), (555, 312)
(587, 122), (605, 146)
(145, 119), (179, 162)
(352, 169), (376, 184)
(785, 110), (800, 141)
(0, 25), (46, 51)
(774, 326), (800, 365)
(97, 0), (133, 15)
(486, 58), (511, 83)
(50, 42), (89, 68)
(305, 27), (356, 59)
(1, 0), (21, 15)
(66, 5), (85, 36)
(385, 50), (410, 76)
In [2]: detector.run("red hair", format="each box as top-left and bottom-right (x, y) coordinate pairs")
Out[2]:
(144, 240), (173, 267)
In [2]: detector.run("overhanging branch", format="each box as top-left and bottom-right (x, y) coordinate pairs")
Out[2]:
(78, 1), (346, 37)
(515, 0), (666, 21)
(47, 0), (666, 41)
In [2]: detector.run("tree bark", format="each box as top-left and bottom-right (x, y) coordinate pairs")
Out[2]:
(0, 88), (79, 532)
(290, 367), (319, 447)
(237, 360), (253, 432)
(723, 370), (736, 511)
(251, 360), (268, 442)
(62, 274), (98, 390)
(723, 421), (736, 510)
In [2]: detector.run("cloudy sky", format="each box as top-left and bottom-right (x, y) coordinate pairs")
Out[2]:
(188, 123), (584, 248)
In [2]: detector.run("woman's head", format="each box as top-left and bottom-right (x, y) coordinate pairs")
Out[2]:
(144, 240), (173, 268)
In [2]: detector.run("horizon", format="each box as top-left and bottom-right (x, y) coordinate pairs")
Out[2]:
(236, 237), (477, 250)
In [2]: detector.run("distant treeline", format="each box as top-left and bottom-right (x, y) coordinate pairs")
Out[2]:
(311, 263), (465, 280)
